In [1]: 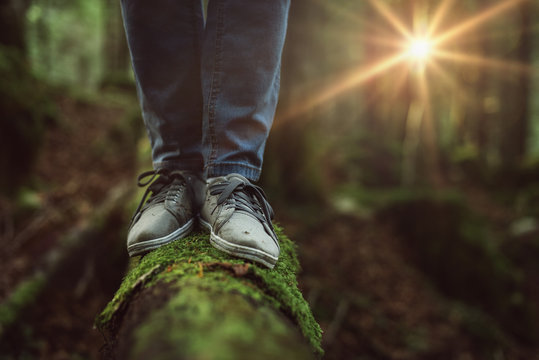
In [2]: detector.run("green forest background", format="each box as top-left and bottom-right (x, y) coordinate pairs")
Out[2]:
(1, 0), (539, 359)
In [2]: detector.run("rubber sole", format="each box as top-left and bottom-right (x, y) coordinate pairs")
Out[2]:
(127, 218), (195, 257)
(199, 217), (278, 269)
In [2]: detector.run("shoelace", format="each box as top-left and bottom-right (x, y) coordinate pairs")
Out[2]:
(131, 169), (186, 222)
(209, 177), (276, 238)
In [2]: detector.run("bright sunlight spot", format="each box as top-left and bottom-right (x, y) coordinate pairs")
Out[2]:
(408, 38), (432, 60)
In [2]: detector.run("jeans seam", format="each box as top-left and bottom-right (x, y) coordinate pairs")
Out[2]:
(207, 0), (224, 166)
(154, 159), (203, 171)
(206, 162), (262, 181)
(206, 161), (262, 172)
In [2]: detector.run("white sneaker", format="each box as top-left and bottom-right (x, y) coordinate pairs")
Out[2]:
(127, 170), (204, 257)
(199, 174), (280, 269)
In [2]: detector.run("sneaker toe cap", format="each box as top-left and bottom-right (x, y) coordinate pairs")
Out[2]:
(127, 207), (182, 247)
(219, 215), (280, 259)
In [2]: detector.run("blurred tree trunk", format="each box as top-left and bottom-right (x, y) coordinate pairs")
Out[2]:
(0, 0), (48, 194)
(475, 68), (488, 166)
(0, 0), (31, 52)
(500, 1), (532, 171)
(35, 0), (53, 74)
(512, 2), (532, 160)
(264, 0), (327, 202)
(462, 0), (490, 179)
(101, 0), (130, 84)
(471, 0), (488, 165)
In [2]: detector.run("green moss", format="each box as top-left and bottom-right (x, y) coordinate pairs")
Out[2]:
(131, 278), (312, 360)
(97, 227), (323, 356)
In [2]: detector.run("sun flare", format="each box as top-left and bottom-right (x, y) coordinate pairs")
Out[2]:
(408, 38), (432, 60)
(281, 0), (531, 121)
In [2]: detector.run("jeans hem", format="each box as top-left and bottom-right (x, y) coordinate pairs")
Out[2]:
(153, 160), (204, 173)
(205, 162), (262, 182)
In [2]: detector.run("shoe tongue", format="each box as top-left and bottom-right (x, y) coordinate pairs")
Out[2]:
(169, 170), (186, 178)
(206, 176), (227, 186)
(226, 173), (250, 183)
(207, 173), (250, 186)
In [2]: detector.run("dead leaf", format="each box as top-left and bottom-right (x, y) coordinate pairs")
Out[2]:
(197, 262), (204, 278)
(232, 263), (250, 277)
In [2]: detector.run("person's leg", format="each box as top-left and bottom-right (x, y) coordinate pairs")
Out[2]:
(121, 0), (204, 172)
(201, 0), (290, 181)
(121, 0), (205, 257)
(199, 0), (290, 268)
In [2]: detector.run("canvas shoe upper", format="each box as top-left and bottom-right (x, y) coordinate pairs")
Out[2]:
(199, 174), (280, 269)
(127, 169), (203, 257)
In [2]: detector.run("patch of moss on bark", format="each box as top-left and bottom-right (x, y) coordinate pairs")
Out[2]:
(97, 226), (323, 357)
(128, 278), (312, 360)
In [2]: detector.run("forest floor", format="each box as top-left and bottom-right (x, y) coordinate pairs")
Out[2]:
(0, 91), (138, 359)
(1, 91), (538, 359)
(285, 210), (538, 360)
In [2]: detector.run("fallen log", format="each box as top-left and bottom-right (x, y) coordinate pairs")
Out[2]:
(96, 227), (323, 359)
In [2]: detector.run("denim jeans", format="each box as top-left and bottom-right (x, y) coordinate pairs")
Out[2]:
(121, 0), (290, 181)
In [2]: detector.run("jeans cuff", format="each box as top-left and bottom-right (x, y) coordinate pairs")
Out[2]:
(205, 162), (262, 182)
(153, 159), (204, 173)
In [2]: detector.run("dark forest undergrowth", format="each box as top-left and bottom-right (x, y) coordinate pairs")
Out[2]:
(1, 91), (538, 359)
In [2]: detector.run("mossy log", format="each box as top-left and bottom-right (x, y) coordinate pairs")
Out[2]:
(96, 227), (323, 360)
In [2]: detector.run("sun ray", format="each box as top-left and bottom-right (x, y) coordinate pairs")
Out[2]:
(281, 52), (408, 120)
(433, 0), (527, 46)
(448, 19), (539, 44)
(356, 33), (406, 49)
(436, 27), (523, 47)
(278, 0), (534, 124)
(368, 0), (413, 40)
(427, 0), (455, 37)
(432, 49), (534, 74)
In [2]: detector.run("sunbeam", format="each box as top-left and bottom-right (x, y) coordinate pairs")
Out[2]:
(368, 0), (413, 40)
(432, 0), (527, 46)
(433, 49), (534, 74)
(427, 0), (455, 37)
(279, 0), (533, 122)
(281, 52), (408, 120)
(357, 33), (406, 49)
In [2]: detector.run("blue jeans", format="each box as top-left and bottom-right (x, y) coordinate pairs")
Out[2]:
(121, 0), (290, 181)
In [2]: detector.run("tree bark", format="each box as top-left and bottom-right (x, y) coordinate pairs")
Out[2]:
(500, 1), (532, 172)
(0, 0), (31, 51)
(0, 0), (51, 194)
(101, 0), (131, 85)
(96, 229), (323, 360)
